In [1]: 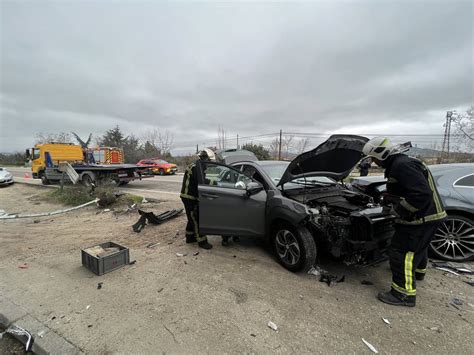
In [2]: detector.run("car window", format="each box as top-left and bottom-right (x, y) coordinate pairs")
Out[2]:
(454, 174), (474, 187)
(201, 162), (252, 189)
(242, 165), (268, 190)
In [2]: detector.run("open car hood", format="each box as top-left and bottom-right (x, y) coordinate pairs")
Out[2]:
(278, 135), (369, 186)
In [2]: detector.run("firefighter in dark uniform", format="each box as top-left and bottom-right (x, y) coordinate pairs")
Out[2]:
(363, 137), (447, 307)
(180, 149), (214, 250)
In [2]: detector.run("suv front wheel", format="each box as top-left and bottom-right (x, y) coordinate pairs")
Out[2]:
(272, 225), (316, 272)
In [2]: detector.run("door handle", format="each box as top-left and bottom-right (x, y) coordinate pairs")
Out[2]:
(202, 193), (219, 200)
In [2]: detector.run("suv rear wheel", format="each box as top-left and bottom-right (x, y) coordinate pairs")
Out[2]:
(272, 225), (316, 272)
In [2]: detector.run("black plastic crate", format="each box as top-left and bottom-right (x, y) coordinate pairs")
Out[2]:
(81, 241), (130, 276)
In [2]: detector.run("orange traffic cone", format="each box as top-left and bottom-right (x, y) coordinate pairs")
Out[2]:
(24, 172), (30, 179)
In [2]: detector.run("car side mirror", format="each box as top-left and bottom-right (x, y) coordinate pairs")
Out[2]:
(246, 181), (263, 196)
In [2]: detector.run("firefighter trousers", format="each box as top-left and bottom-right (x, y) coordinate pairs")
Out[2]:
(181, 198), (207, 243)
(389, 222), (440, 297)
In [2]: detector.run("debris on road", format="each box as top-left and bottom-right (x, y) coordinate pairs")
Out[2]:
(319, 273), (345, 286)
(86, 305), (91, 310)
(361, 338), (378, 354)
(193, 251), (199, 256)
(176, 253), (187, 257)
(432, 261), (473, 274)
(464, 279), (474, 287)
(147, 242), (160, 249)
(307, 265), (326, 277)
(97, 282), (103, 290)
(0, 198), (100, 219)
(267, 321), (278, 332)
(129, 260), (136, 265)
(382, 317), (392, 328)
(434, 267), (460, 276)
(361, 280), (374, 285)
(451, 298), (463, 306)
(0, 325), (33, 352)
(132, 209), (183, 233)
(18, 263), (28, 269)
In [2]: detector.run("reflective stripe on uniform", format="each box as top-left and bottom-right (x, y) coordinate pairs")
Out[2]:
(415, 268), (427, 274)
(181, 163), (198, 201)
(396, 210), (447, 225)
(400, 198), (419, 212)
(392, 282), (417, 296)
(190, 209), (206, 242)
(404, 252), (415, 294)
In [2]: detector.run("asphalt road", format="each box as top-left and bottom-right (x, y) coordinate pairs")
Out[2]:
(5, 166), (182, 201)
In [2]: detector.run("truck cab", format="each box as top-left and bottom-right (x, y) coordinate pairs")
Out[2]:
(27, 143), (84, 180)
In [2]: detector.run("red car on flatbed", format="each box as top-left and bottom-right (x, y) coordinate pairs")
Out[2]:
(136, 159), (178, 175)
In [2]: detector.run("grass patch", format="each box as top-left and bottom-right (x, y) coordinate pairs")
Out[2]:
(45, 186), (95, 206)
(42, 183), (145, 208)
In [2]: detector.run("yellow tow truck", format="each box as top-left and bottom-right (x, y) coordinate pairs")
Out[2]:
(26, 143), (144, 186)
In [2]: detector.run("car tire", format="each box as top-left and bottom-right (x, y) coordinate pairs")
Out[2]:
(429, 214), (474, 262)
(272, 224), (317, 272)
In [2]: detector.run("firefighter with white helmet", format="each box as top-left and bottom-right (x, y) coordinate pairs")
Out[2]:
(179, 148), (216, 249)
(363, 137), (446, 307)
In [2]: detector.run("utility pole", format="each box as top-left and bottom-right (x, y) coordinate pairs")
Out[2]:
(196, 144), (199, 154)
(441, 111), (454, 163)
(237, 134), (239, 149)
(278, 129), (282, 160)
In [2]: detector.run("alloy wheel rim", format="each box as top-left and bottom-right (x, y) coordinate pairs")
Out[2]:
(430, 218), (474, 260)
(275, 230), (301, 266)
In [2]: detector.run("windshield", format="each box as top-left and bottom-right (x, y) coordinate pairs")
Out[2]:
(260, 162), (336, 187)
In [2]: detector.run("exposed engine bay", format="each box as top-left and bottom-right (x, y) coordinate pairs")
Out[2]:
(285, 185), (395, 264)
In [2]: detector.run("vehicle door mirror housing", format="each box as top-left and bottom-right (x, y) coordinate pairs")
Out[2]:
(246, 181), (264, 196)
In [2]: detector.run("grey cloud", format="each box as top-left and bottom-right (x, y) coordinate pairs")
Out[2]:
(1, 1), (472, 153)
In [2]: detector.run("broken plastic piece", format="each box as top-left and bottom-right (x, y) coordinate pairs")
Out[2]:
(193, 251), (199, 256)
(267, 321), (278, 332)
(362, 338), (378, 354)
(307, 265), (325, 277)
(451, 298), (463, 306)
(176, 253), (187, 257)
(132, 209), (183, 233)
(382, 317), (392, 327)
(435, 267), (460, 276)
(18, 263), (28, 269)
(3, 325), (33, 352)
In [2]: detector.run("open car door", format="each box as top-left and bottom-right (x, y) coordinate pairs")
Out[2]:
(197, 161), (266, 237)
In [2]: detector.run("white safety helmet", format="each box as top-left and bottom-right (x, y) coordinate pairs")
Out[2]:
(198, 148), (216, 161)
(362, 137), (395, 161)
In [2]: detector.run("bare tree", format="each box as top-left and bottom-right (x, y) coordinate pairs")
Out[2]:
(269, 137), (280, 159)
(453, 107), (474, 152)
(142, 128), (174, 156)
(158, 130), (174, 155)
(296, 137), (311, 153)
(282, 135), (294, 159)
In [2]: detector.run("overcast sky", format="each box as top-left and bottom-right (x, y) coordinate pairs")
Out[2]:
(1, 0), (472, 154)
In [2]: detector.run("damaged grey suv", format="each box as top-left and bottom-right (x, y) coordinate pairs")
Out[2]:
(196, 135), (395, 272)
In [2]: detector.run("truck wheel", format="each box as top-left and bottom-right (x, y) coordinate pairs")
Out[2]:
(81, 174), (93, 187)
(40, 173), (50, 185)
(117, 181), (129, 186)
(272, 224), (316, 272)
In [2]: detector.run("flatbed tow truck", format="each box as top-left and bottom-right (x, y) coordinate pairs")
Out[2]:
(26, 143), (147, 186)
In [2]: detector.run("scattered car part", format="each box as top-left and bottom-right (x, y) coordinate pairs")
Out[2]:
(0, 325), (33, 352)
(361, 338), (378, 354)
(431, 261), (473, 274)
(82, 241), (130, 276)
(267, 321), (278, 332)
(132, 209), (183, 233)
(0, 198), (99, 219)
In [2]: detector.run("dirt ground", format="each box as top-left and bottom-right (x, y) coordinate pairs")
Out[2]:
(1, 183), (473, 354)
